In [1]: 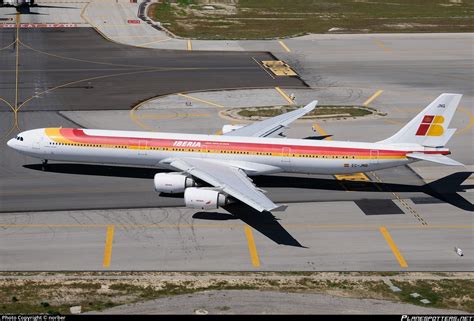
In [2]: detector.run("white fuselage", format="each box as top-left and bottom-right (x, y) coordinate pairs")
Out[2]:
(7, 128), (446, 176)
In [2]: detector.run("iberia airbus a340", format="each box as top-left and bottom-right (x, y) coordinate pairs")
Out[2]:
(7, 93), (463, 213)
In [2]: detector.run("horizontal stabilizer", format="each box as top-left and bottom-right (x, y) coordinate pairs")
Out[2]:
(407, 153), (464, 166)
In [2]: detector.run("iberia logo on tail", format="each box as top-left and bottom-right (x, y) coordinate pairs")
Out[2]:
(415, 115), (444, 136)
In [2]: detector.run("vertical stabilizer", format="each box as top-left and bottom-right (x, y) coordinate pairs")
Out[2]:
(379, 93), (462, 147)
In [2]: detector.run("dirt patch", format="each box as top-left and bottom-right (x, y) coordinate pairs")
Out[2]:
(0, 272), (472, 314)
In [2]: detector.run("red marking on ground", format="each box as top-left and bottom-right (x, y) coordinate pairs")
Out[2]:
(0, 23), (78, 28)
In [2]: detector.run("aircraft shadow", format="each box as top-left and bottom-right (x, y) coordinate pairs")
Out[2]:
(192, 206), (304, 247)
(24, 163), (473, 246)
(253, 172), (474, 212)
(224, 203), (305, 248)
(192, 212), (238, 221)
(24, 163), (170, 179)
(25, 163), (473, 212)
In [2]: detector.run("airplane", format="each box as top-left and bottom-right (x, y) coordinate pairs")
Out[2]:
(0, 0), (73, 13)
(7, 93), (464, 213)
(0, 0), (35, 12)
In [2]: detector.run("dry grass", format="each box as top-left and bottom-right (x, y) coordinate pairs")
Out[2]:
(0, 272), (472, 314)
(148, 0), (474, 39)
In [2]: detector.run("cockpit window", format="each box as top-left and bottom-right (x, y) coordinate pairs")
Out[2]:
(16, 136), (23, 141)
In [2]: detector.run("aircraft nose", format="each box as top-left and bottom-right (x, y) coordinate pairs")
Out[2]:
(7, 138), (15, 148)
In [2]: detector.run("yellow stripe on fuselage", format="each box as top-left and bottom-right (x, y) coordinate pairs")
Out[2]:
(42, 128), (407, 160)
(45, 128), (76, 144)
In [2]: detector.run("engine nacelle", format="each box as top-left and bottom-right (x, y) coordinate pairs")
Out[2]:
(154, 173), (195, 194)
(222, 124), (245, 134)
(184, 188), (228, 210)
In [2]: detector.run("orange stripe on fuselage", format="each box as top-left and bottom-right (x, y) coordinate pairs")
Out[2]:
(43, 128), (448, 159)
(45, 128), (78, 145)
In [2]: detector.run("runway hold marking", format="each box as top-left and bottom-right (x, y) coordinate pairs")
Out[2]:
(102, 225), (115, 268)
(177, 93), (225, 108)
(278, 40), (291, 53)
(373, 39), (392, 53)
(251, 57), (276, 79)
(379, 226), (408, 268)
(371, 172), (428, 226)
(363, 90), (383, 106)
(187, 40), (192, 51)
(275, 87), (295, 105)
(244, 225), (260, 268)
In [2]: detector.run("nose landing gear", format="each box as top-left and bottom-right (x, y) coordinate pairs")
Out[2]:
(41, 159), (48, 171)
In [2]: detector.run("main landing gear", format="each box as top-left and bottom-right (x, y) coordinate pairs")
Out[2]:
(41, 159), (48, 171)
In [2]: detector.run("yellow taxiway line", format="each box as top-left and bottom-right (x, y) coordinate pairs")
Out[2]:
(15, 13), (20, 112)
(373, 39), (392, 53)
(102, 225), (115, 268)
(312, 123), (332, 140)
(177, 93), (225, 108)
(380, 226), (408, 268)
(363, 90), (383, 106)
(136, 113), (209, 119)
(244, 225), (260, 267)
(278, 40), (291, 53)
(275, 87), (295, 105)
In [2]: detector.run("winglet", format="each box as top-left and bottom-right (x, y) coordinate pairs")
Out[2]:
(303, 100), (318, 112)
(272, 204), (288, 212)
(224, 100), (318, 138)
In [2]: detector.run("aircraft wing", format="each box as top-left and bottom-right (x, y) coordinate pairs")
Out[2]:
(165, 158), (281, 212)
(224, 100), (318, 138)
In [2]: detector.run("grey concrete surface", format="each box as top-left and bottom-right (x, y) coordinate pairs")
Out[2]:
(0, 199), (472, 270)
(89, 290), (468, 314)
(0, 23), (472, 272)
(0, 27), (303, 114)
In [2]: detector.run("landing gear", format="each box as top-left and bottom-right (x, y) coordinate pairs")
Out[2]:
(41, 159), (48, 171)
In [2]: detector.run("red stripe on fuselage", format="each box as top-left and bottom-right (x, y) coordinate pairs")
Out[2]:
(57, 128), (449, 156)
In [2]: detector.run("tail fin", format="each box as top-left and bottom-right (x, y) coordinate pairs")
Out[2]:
(379, 93), (462, 147)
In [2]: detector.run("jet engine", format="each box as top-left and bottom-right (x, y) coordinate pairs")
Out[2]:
(154, 173), (195, 194)
(221, 124), (245, 134)
(184, 188), (229, 210)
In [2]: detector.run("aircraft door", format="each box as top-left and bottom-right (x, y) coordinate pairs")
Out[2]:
(138, 140), (148, 156)
(370, 149), (379, 165)
(281, 147), (291, 163)
(32, 135), (42, 150)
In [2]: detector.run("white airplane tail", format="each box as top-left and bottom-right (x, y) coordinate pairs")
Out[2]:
(379, 93), (462, 148)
